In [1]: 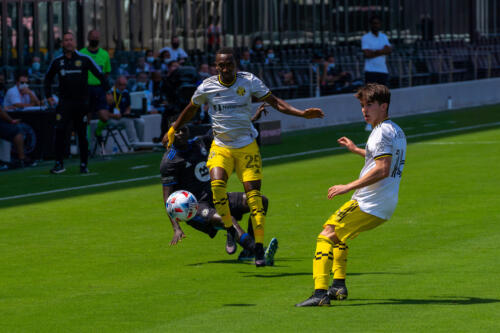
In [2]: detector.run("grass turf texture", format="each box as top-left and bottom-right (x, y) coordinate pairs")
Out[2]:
(0, 105), (499, 331)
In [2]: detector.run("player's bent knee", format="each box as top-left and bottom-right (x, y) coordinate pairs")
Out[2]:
(320, 225), (337, 242)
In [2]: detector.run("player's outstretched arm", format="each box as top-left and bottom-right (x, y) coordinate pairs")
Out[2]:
(163, 185), (186, 245)
(337, 136), (366, 157)
(262, 94), (324, 119)
(327, 156), (391, 199)
(163, 102), (200, 147)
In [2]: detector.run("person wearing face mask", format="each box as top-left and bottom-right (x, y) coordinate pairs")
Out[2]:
(158, 36), (188, 64)
(80, 29), (111, 130)
(145, 50), (156, 65)
(250, 37), (265, 63)
(3, 73), (40, 110)
(264, 48), (277, 65)
(134, 56), (152, 74)
(130, 72), (157, 114)
(28, 56), (44, 81)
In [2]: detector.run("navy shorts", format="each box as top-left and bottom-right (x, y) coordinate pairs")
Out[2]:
(88, 85), (108, 114)
(0, 119), (22, 141)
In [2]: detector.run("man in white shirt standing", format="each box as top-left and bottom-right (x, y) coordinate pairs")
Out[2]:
(361, 16), (392, 86)
(3, 73), (40, 110)
(296, 84), (406, 307)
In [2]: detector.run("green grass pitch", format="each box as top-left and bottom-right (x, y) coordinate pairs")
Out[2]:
(0, 105), (499, 332)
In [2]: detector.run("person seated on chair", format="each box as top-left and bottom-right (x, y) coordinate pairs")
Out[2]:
(95, 76), (145, 145)
(3, 73), (40, 110)
(0, 106), (35, 168)
(130, 72), (158, 114)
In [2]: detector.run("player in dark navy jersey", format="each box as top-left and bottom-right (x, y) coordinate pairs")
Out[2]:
(44, 31), (109, 174)
(161, 126), (277, 264)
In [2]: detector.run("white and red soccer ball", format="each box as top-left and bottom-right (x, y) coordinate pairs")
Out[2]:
(166, 190), (198, 222)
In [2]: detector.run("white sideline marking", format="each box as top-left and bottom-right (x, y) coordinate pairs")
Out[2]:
(131, 165), (150, 170)
(0, 175), (159, 201)
(1, 121), (499, 202)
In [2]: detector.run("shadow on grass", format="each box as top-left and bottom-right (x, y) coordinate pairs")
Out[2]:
(222, 303), (256, 307)
(186, 257), (306, 267)
(339, 296), (500, 307)
(0, 106), (499, 209)
(241, 272), (311, 278)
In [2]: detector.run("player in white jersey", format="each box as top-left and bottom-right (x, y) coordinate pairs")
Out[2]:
(296, 83), (406, 307)
(164, 47), (324, 267)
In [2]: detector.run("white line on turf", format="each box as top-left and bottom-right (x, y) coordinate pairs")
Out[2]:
(1, 121), (499, 202)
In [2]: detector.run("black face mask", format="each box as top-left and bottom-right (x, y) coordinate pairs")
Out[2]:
(172, 42), (179, 48)
(89, 40), (99, 48)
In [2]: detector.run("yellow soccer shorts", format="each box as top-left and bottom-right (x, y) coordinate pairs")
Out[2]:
(324, 200), (386, 242)
(206, 140), (262, 182)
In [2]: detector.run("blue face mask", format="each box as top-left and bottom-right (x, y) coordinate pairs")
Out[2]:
(255, 44), (262, 50)
(328, 63), (336, 71)
(240, 59), (250, 66)
(137, 82), (146, 89)
(147, 57), (155, 63)
(120, 63), (128, 69)
(267, 53), (275, 60)
(32, 62), (41, 71)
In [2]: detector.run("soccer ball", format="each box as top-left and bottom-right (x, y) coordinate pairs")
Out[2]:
(166, 190), (198, 222)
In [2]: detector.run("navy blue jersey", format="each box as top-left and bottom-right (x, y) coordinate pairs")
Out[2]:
(160, 136), (212, 203)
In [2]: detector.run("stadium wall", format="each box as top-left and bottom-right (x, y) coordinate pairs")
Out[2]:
(255, 78), (500, 132)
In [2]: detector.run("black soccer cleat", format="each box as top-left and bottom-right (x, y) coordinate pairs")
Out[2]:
(328, 285), (348, 301)
(50, 163), (66, 174)
(237, 248), (255, 262)
(255, 243), (265, 267)
(295, 293), (331, 307)
(80, 164), (90, 174)
(225, 228), (237, 255)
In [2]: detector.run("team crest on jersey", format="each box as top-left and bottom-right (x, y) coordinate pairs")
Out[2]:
(236, 86), (246, 96)
(75, 60), (82, 67)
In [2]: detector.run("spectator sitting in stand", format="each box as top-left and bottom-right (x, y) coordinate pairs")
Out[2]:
(28, 56), (44, 81)
(101, 76), (145, 145)
(117, 58), (130, 76)
(0, 106), (35, 168)
(145, 50), (155, 64)
(134, 56), (152, 74)
(239, 50), (251, 69)
(264, 48), (278, 66)
(130, 72), (158, 114)
(250, 36), (265, 63)
(209, 64), (217, 76)
(198, 63), (210, 83)
(158, 49), (174, 72)
(321, 55), (352, 94)
(150, 70), (169, 113)
(3, 73), (40, 110)
(159, 36), (188, 64)
(281, 70), (296, 86)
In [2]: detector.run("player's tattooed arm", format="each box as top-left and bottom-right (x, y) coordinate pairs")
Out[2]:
(163, 185), (186, 245)
(262, 94), (324, 119)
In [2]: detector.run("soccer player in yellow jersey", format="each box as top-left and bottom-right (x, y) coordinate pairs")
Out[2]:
(164, 48), (324, 267)
(296, 84), (406, 306)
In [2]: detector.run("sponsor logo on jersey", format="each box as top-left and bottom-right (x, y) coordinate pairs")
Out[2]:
(236, 86), (246, 96)
(194, 161), (210, 182)
(75, 60), (82, 67)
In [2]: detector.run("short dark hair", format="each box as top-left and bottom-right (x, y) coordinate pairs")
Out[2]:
(16, 71), (28, 82)
(369, 15), (381, 24)
(63, 31), (74, 37)
(216, 47), (235, 57)
(355, 83), (391, 110)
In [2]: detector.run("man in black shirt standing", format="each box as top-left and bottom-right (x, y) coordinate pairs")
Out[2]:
(161, 126), (278, 265)
(44, 31), (108, 174)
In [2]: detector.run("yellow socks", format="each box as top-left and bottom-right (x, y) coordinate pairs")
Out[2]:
(246, 189), (265, 244)
(211, 180), (233, 228)
(332, 242), (349, 280)
(313, 235), (334, 290)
